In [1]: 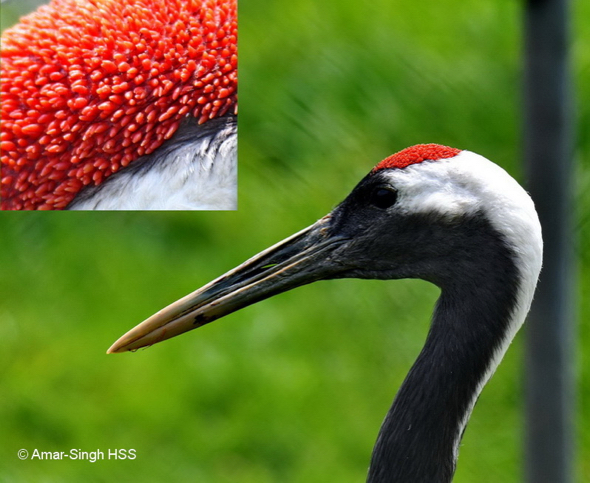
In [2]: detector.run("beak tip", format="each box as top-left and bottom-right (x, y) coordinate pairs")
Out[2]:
(106, 342), (123, 354)
(107, 334), (138, 354)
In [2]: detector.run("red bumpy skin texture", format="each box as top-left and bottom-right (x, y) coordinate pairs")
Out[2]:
(1, 0), (237, 210)
(373, 144), (461, 172)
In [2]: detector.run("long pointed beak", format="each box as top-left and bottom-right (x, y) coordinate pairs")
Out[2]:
(108, 214), (348, 353)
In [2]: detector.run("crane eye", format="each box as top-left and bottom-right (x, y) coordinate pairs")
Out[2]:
(369, 187), (398, 209)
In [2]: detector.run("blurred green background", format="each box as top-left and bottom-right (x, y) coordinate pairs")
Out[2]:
(1, 0), (589, 481)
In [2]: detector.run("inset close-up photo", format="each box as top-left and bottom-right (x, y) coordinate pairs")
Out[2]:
(1, 0), (237, 210)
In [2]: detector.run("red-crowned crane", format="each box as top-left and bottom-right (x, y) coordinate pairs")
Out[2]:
(1, 0), (237, 210)
(108, 144), (543, 482)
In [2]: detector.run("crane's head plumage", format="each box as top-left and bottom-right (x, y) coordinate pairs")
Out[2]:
(366, 145), (542, 259)
(1, 0), (237, 210)
(108, 144), (542, 354)
(372, 143), (461, 171)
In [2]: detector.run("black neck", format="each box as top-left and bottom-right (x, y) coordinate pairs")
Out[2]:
(367, 229), (520, 482)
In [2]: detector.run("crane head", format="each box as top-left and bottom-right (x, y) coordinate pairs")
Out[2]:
(108, 144), (542, 353)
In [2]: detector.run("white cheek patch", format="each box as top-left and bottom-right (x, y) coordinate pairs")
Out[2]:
(382, 152), (509, 218)
(383, 151), (537, 231)
(69, 124), (237, 210)
(393, 171), (482, 219)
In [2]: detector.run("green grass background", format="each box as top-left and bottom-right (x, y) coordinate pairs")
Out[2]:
(1, 0), (589, 481)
